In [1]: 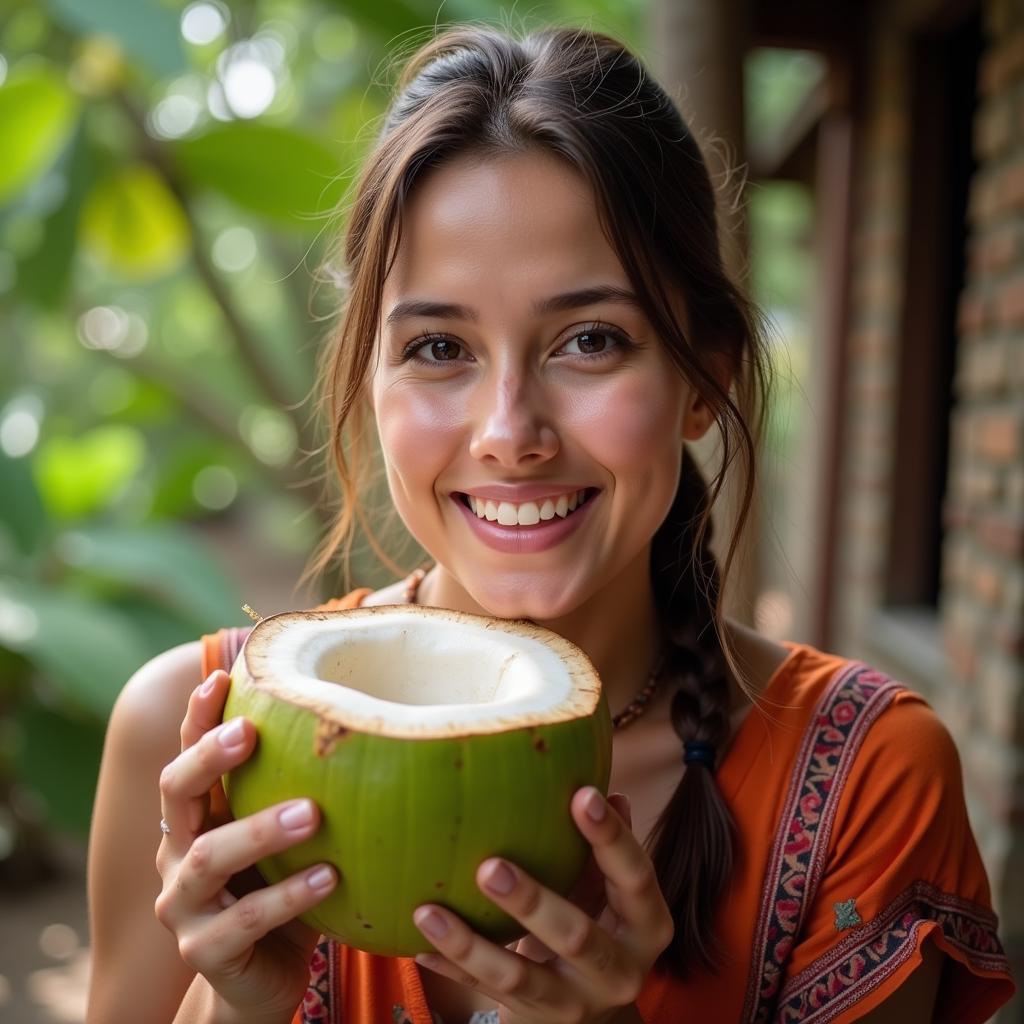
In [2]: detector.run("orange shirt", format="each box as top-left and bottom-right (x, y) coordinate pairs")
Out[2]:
(202, 589), (1015, 1023)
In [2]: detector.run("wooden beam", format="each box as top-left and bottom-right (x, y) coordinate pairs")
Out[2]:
(751, 1), (863, 55)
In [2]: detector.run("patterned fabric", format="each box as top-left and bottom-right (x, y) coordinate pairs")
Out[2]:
(775, 880), (1009, 1023)
(741, 663), (905, 1023)
(218, 624), (252, 673)
(300, 940), (336, 1022)
(392, 1007), (495, 1024)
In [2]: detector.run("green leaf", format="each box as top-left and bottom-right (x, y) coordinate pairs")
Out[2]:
(14, 701), (106, 836)
(46, 0), (186, 78)
(0, 579), (152, 717)
(321, 0), (436, 44)
(106, 593), (212, 655)
(33, 424), (147, 520)
(172, 122), (348, 228)
(79, 164), (190, 279)
(0, 63), (79, 205)
(56, 523), (243, 632)
(18, 124), (97, 308)
(0, 448), (48, 558)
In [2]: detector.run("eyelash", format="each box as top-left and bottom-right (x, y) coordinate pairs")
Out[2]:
(399, 322), (636, 365)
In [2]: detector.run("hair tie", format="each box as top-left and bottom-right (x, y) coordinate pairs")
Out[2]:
(683, 740), (717, 770)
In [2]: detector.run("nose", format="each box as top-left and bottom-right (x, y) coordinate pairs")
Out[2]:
(468, 366), (559, 468)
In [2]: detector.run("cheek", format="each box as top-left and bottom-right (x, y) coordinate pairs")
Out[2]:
(568, 372), (685, 469)
(374, 385), (465, 483)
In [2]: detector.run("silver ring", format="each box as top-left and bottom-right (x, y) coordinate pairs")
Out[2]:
(160, 818), (171, 835)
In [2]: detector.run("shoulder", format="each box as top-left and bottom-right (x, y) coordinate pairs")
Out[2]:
(829, 686), (970, 856)
(779, 652), (961, 817)
(112, 641), (203, 747)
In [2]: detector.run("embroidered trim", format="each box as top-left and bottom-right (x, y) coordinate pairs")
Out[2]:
(741, 663), (905, 1023)
(393, 1007), (496, 1024)
(775, 880), (1011, 1023)
(833, 898), (861, 932)
(218, 625), (251, 673)
(300, 937), (334, 1022)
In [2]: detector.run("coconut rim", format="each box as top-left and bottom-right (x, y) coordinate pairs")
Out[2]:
(237, 605), (604, 740)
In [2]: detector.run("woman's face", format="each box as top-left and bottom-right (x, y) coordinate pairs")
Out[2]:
(369, 150), (714, 620)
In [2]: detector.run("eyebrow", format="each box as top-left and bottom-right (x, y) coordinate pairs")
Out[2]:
(383, 284), (642, 326)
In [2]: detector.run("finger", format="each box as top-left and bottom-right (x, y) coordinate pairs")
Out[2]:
(177, 862), (338, 975)
(163, 671), (232, 841)
(608, 792), (632, 831)
(181, 670), (231, 751)
(471, 855), (637, 1000)
(412, 907), (582, 1021)
(571, 787), (674, 955)
(160, 716), (254, 838)
(174, 798), (324, 907)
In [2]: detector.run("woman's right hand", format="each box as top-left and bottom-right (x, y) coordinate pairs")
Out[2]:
(154, 669), (339, 1022)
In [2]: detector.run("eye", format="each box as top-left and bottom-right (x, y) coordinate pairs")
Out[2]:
(556, 324), (632, 358)
(402, 334), (466, 363)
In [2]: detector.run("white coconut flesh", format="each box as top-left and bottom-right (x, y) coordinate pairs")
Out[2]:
(242, 605), (602, 739)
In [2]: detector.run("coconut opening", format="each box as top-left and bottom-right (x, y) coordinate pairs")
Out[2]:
(243, 606), (601, 738)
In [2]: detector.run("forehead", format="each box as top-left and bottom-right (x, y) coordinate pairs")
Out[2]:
(384, 151), (627, 302)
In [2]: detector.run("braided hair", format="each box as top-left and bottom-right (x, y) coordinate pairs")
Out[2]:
(647, 447), (738, 975)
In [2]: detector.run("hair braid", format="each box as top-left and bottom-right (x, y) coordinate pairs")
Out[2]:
(646, 446), (737, 976)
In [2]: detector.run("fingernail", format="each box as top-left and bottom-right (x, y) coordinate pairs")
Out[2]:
(307, 865), (334, 891)
(278, 800), (314, 830)
(481, 859), (516, 895)
(415, 908), (449, 939)
(584, 788), (606, 822)
(199, 674), (218, 697)
(218, 718), (245, 748)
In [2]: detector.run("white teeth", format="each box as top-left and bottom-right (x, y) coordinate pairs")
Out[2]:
(465, 490), (590, 525)
(517, 501), (540, 526)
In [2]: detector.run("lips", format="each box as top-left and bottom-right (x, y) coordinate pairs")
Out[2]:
(451, 488), (600, 554)
(457, 488), (596, 526)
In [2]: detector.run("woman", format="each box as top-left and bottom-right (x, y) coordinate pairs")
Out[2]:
(86, 24), (1015, 1024)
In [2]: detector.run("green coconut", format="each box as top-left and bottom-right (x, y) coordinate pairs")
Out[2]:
(222, 604), (612, 957)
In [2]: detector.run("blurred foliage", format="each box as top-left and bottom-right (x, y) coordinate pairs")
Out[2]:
(0, 0), (644, 869)
(0, 0), (814, 874)
(744, 48), (820, 460)
(746, 47), (825, 156)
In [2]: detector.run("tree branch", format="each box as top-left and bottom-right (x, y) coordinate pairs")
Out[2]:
(112, 91), (320, 463)
(111, 349), (329, 525)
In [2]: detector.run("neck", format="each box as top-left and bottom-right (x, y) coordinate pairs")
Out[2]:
(417, 555), (665, 721)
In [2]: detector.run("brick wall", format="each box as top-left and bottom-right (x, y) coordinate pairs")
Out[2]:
(835, 0), (1024, 1013)
(833, 25), (905, 652)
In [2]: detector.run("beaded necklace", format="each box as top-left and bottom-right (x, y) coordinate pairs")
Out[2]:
(401, 567), (665, 731)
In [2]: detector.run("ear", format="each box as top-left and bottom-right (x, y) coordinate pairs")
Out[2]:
(682, 350), (734, 442)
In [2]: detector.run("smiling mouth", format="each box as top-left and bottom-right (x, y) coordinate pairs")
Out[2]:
(457, 488), (598, 526)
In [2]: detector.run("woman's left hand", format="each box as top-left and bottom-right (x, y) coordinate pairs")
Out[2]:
(412, 787), (674, 1024)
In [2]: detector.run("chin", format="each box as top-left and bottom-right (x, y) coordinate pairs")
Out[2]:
(462, 576), (588, 625)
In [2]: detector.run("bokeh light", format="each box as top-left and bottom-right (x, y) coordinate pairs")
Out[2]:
(0, 394), (44, 458)
(76, 306), (149, 358)
(212, 226), (257, 273)
(193, 465), (239, 510)
(180, 1), (228, 46)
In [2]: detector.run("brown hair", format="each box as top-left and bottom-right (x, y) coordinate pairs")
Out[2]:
(309, 24), (773, 977)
